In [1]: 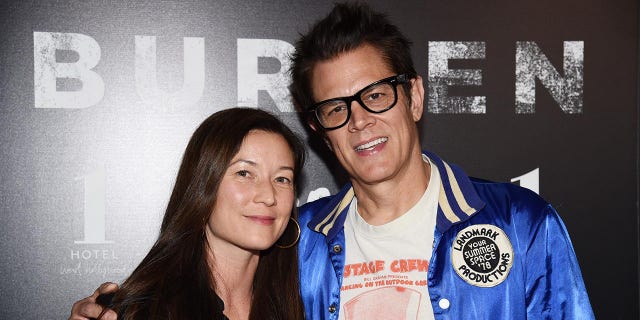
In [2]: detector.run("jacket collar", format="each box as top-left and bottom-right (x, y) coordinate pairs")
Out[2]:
(308, 151), (485, 239)
(425, 150), (485, 233)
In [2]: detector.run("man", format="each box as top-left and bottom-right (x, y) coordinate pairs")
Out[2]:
(71, 2), (594, 319)
(290, 2), (593, 319)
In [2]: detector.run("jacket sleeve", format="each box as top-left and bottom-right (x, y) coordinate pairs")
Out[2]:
(524, 204), (595, 319)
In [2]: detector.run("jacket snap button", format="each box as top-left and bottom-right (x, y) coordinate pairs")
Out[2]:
(332, 245), (342, 253)
(439, 298), (450, 310)
(328, 304), (336, 313)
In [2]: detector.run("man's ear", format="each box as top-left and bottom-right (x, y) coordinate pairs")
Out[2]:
(307, 118), (332, 150)
(309, 120), (319, 132)
(409, 76), (425, 122)
(324, 136), (333, 152)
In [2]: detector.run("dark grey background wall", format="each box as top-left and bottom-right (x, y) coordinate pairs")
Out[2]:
(0, 0), (637, 318)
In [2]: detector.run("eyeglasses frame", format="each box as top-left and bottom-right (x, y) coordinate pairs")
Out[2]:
(308, 74), (411, 130)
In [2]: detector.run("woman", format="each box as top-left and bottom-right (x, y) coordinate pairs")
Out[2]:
(71, 108), (306, 320)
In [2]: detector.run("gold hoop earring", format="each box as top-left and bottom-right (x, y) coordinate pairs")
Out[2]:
(276, 217), (301, 249)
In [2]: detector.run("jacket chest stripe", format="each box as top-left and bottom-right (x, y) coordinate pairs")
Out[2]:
(443, 161), (476, 216)
(316, 188), (355, 235)
(439, 182), (461, 223)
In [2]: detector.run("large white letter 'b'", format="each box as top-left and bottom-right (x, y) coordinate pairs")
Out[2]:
(34, 32), (104, 109)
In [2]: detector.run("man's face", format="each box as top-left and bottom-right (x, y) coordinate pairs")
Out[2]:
(310, 44), (425, 186)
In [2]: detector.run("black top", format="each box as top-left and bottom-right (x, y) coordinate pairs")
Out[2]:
(94, 292), (230, 319)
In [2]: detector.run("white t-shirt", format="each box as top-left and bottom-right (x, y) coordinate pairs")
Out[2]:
(339, 157), (440, 320)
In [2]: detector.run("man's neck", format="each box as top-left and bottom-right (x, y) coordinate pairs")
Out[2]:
(351, 152), (431, 226)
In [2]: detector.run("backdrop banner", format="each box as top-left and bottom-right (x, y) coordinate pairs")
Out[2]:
(0, 0), (637, 318)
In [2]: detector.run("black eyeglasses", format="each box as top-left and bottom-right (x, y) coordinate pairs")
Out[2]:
(309, 74), (410, 130)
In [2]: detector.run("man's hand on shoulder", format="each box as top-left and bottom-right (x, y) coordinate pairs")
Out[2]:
(69, 282), (119, 320)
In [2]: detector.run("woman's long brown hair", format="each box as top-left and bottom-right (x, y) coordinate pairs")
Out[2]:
(111, 108), (306, 319)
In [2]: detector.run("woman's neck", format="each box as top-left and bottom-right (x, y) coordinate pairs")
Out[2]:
(205, 230), (260, 319)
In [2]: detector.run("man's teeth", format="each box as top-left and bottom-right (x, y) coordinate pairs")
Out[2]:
(355, 137), (388, 151)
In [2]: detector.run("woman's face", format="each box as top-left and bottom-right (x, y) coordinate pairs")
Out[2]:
(205, 130), (296, 254)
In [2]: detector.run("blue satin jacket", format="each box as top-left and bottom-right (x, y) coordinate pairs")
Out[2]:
(297, 151), (594, 319)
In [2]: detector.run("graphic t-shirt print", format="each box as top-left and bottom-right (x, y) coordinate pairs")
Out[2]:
(341, 259), (429, 319)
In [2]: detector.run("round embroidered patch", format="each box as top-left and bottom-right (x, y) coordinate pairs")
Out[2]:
(451, 224), (513, 287)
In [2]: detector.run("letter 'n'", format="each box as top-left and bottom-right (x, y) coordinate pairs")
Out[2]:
(515, 41), (584, 114)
